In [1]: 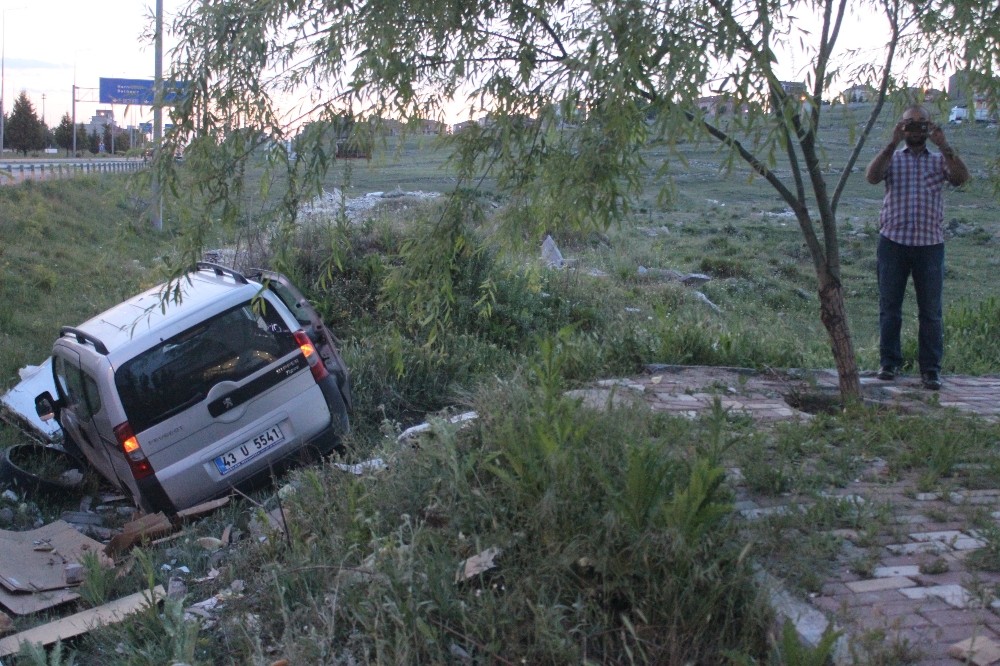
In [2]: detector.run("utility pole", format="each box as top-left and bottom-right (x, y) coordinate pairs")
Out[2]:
(151, 0), (163, 230)
(71, 84), (76, 155)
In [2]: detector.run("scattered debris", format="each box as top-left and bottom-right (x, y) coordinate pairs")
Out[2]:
(105, 513), (174, 558)
(334, 458), (387, 475)
(249, 507), (289, 541)
(397, 411), (478, 446)
(637, 266), (712, 286)
(196, 537), (224, 552)
(192, 568), (220, 584)
(0, 586), (164, 658)
(299, 188), (443, 225)
(183, 580), (245, 626)
(104, 498), (230, 558)
(167, 577), (187, 601)
(455, 547), (501, 583)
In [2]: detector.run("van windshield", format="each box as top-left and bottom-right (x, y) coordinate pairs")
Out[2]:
(115, 301), (298, 433)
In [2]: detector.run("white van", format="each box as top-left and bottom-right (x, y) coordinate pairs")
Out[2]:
(35, 264), (351, 514)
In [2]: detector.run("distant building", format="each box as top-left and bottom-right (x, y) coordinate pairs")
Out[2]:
(452, 119), (480, 134)
(841, 84), (875, 104)
(696, 95), (736, 115)
(779, 81), (808, 100)
(86, 109), (115, 136)
(948, 71), (972, 103)
(417, 119), (448, 135)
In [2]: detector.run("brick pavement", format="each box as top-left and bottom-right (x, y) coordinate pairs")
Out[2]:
(571, 366), (1000, 664)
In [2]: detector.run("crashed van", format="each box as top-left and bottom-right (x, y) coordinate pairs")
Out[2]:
(34, 263), (351, 514)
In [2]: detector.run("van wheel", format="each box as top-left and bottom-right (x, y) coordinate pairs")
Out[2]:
(0, 444), (87, 498)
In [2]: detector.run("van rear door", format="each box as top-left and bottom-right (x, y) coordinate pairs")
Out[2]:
(113, 297), (330, 508)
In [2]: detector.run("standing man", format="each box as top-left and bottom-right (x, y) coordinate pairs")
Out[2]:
(866, 105), (970, 390)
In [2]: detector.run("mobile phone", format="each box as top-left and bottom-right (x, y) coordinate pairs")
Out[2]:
(904, 120), (929, 133)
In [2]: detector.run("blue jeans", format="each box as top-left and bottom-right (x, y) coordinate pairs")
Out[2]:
(877, 236), (944, 373)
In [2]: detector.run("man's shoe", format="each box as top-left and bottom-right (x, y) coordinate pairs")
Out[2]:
(877, 366), (896, 381)
(921, 371), (942, 390)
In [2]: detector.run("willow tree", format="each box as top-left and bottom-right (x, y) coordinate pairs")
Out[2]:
(163, 0), (997, 399)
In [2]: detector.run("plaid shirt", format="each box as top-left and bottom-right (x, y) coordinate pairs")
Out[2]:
(878, 146), (951, 246)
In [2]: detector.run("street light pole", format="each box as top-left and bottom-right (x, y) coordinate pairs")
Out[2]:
(151, 0), (163, 230)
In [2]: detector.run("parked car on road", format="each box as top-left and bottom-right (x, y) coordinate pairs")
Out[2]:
(34, 263), (351, 514)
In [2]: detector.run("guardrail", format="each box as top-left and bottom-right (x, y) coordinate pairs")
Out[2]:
(0, 160), (144, 185)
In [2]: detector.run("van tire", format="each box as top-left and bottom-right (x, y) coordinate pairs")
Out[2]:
(0, 444), (87, 497)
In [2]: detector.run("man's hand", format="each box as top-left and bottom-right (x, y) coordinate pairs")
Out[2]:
(928, 123), (947, 148)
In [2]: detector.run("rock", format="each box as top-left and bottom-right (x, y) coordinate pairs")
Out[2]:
(0, 507), (14, 525)
(541, 235), (564, 268)
(680, 273), (711, 286)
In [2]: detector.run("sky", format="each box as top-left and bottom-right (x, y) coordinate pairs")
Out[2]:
(1, 0), (183, 129)
(1, 0), (954, 132)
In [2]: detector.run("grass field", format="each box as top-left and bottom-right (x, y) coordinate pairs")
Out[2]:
(0, 105), (998, 664)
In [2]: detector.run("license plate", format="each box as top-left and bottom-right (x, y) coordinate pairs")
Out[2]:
(214, 424), (285, 475)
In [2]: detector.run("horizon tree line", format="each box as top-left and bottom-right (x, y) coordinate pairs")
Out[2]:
(2, 90), (146, 157)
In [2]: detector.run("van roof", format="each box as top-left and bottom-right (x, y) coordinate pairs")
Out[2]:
(58, 271), (262, 364)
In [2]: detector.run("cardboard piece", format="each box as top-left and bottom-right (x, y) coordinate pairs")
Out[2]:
(177, 496), (230, 521)
(0, 585), (79, 616)
(104, 497), (230, 556)
(105, 513), (174, 558)
(0, 521), (104, 595)
(0, 585), (164, 658)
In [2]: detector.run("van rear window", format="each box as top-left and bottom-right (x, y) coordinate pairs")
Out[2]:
(115, 301), (298, 433)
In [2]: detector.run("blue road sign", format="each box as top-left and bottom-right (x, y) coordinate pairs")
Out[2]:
(99, 78), (187, 105)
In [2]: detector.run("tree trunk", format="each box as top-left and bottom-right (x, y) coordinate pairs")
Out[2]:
(818, 272), (862, 400)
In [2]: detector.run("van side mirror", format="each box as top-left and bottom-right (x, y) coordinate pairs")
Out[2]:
(35, 391), (58, 422)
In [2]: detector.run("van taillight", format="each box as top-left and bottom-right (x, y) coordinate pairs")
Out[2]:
(114, 422), (154, 480)
(294, 330), (329, 382)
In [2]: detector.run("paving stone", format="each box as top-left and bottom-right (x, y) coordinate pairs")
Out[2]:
(923, 608), (999, 628)
(842, 589), (918, 608)
(887, 541), (948, 555)
(915, 570), (981, 587)
(901, 584), (975, 608)
(950, 636), (1000, 666)
(739, 505), (792, 519)
(933, 623), (999, 646)
(895, 513), (933, 524)
(810, 595), (848, 616)
(874, 565), (921, 578)
(909, 530), (964, 543)
(954, 536), (988, 550)
(916, 492), (942, 501)
(845, 577), (917, 593)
